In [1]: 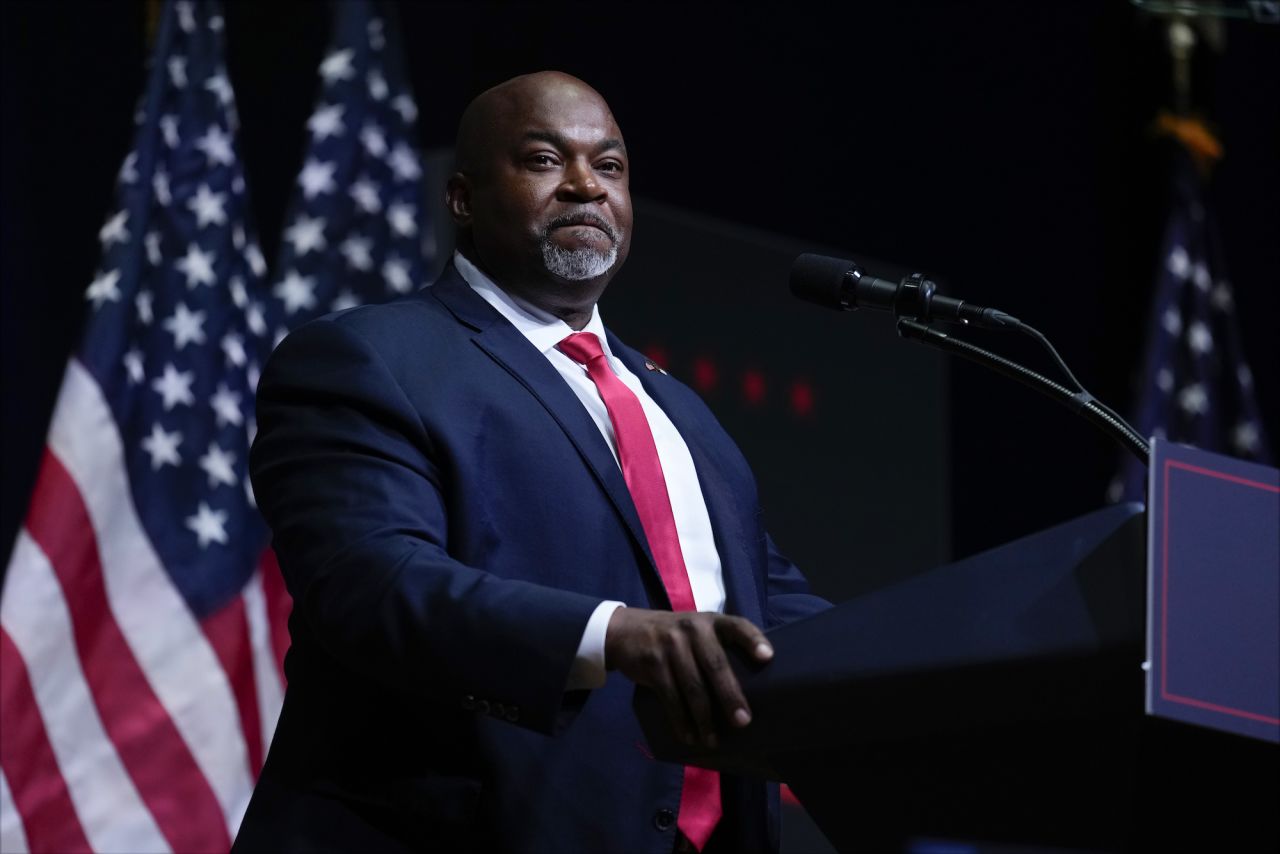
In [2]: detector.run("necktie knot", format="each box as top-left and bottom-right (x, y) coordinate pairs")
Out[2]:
(558, 332), (606, 367)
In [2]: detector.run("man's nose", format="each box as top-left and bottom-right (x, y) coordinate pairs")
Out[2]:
(557, 158), (607, 203)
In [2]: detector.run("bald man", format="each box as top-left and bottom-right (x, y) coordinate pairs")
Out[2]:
(234, 72), (828, 854)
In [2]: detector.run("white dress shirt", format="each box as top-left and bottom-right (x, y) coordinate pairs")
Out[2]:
(453, 252), (727, 689)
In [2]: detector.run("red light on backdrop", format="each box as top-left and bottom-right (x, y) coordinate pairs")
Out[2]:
(741, 370), (766, 407)
(634, 346), (815, 420)
(789, 380), (814, 418)
(692, 357), (718, 392)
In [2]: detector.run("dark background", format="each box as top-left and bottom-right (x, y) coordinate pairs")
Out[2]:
(5, 1), (1277, 578)
(2, 2), (1277, 851)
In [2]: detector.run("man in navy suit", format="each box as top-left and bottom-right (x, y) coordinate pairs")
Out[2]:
(234, 71), (829, 853)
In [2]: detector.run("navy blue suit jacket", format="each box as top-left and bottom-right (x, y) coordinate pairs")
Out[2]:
(233, 265), (829, 853)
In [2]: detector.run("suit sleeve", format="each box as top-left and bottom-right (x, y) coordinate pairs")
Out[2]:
(250, 317), (602, 734)
(761, 532), (832, 629)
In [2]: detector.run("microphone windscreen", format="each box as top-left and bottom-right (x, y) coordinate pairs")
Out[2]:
(790, 253), (854, 310)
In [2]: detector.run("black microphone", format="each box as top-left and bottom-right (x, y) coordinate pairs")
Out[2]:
(790, 253), (1020, 329)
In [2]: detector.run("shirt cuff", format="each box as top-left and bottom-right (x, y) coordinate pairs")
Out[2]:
(565, 600), (625, 691)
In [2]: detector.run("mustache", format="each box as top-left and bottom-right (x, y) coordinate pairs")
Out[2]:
(543, 211), (620, 243)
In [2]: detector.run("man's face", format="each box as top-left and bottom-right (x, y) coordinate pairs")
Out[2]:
(458, 78), (633, 304)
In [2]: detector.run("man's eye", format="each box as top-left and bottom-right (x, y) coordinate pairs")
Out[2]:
(598, 160), (623, 174)
(527, 154), (558, 168)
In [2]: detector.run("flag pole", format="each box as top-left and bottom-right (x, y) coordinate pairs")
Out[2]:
(145, 0), (164, 47)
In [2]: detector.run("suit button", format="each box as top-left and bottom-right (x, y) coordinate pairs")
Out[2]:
(461, 694), (476, 711)
(652, 809), (676, 831)
(504, 705), (520, 722)
(491, 702), (505, 718)
(476, 699), (491, 715)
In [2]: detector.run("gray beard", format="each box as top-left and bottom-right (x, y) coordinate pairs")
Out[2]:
(540, 241), (618, 281)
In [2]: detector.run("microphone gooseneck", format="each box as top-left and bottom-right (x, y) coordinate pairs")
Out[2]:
(789, 252), (1149, 465)
(789, 253), (1021, 330)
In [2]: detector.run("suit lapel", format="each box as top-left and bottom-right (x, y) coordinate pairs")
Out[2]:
(430, 268), (759, 619)
(608, 333), (765, 625)
(429, 269), (660, 581)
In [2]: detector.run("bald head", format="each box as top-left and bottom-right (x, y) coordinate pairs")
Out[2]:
(455, 72), (621, 176)
(445, 72), (633, 329)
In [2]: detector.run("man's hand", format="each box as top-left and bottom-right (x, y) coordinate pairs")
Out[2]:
(604, 607), (773, 749)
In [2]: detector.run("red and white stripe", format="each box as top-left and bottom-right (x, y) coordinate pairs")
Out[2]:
(0, 360), (292, 853)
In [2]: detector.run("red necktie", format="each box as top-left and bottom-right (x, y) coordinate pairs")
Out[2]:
(558, 332), (721, 850)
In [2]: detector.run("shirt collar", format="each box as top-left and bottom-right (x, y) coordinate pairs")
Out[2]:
(453, 250), (612, 357)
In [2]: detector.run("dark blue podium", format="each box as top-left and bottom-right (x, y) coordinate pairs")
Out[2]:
(636, 501), (1279, 851)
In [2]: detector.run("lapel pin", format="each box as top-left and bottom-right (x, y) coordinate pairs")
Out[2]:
(644, 360), (667, 375)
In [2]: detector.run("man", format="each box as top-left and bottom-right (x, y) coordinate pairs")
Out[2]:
(234, 71), (829, 854)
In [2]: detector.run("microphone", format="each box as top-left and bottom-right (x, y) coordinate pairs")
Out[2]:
(790, 253), (1020, 329)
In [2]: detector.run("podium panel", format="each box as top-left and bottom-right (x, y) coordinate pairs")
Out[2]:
(1147, 439), (1280, 743)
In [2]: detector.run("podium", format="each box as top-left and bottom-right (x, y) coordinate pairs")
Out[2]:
(635, 501), (1279, 851)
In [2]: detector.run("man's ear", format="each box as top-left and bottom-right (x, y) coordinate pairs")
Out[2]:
(445, 173), (472, 226)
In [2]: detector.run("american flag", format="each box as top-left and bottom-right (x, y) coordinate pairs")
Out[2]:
(1112, 146), (1272, 503)
(266, 0), (436, 328)
(0, 0), (433, 851)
